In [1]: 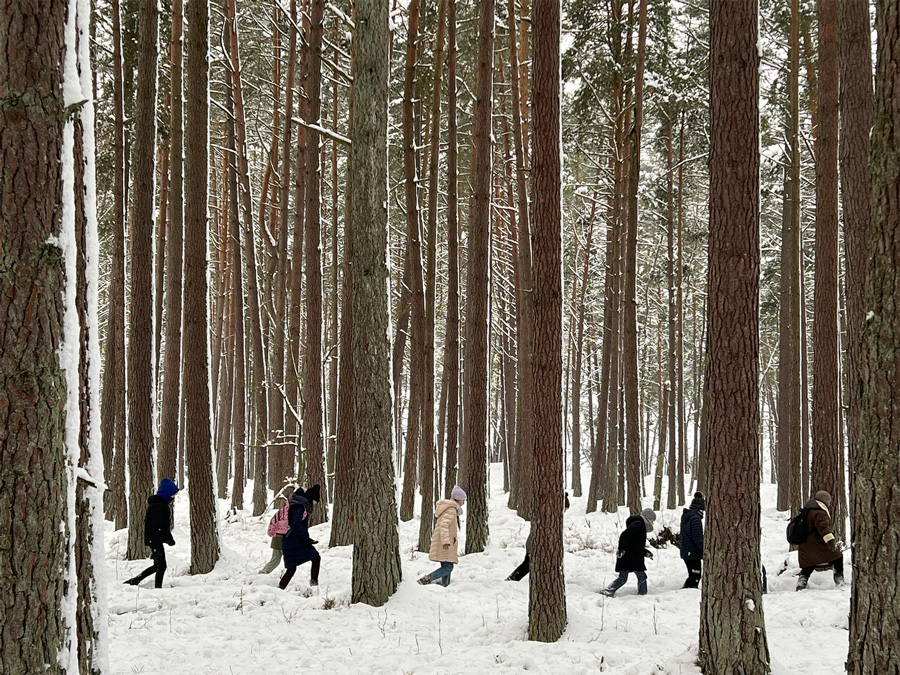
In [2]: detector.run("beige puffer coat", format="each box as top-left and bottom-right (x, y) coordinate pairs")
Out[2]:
(429, 499), (460, 563)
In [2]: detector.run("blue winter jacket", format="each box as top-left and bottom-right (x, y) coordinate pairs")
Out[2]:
(281, 492), (320, 568)
(680, 507), (704, 560)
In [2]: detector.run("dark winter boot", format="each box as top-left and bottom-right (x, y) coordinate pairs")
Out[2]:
(796, 576), (809, 591)
(417, 576), (432, 585)
(124, 577), (141, 586)
(834, 574), (845, 588)
(598, 588), (615, 597)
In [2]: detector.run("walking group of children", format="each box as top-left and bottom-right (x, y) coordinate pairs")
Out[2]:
(125, 479), (845, 596)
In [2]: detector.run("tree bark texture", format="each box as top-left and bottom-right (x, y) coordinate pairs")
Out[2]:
(126, 0), (159, 560)
(839, 0), (873, 537)
(350, 0), (402, 607)
(399, 0), (426, 524)
(462, 0), (495, 554)
(0, 0), (69, 667)
(698, 0), (771, 672)
(304, 0), (328, 523)
(158, 0), (184, 486)
(846, 2), (900, 671)
(184, 0), (219, 574)
(811, 0), (846, 541)
(527, 0), (567, 643)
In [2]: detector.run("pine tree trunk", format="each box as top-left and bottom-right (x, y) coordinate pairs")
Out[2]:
(225, 0), (270, 515)
(666, 110), (678, 511)
(0, 0), (69, 665)
(528, 0), (566, 643)
(184, 0), (219, 573)
(327, 78), (340, 500)
(226, 71), (249, 512)
(507, 0), (535, 519)
(127, 0), (160, 560)
(623, 0), (647, 515)
(417, 0), (447, 552)
(699, 0), (770, 670)
(106, 0), (129, 529)
(303, 0), (328, 522)
(811, 0), (846, 541)
(400, 0), (426, 523)
(350, 0), (402, 605)
(838, 0), (872, 536)
(462, 0), (495, 554)
(847, 6), (900, 669)
(154, 139), (169, 392)
(570, 200), (595, 498)
(443, 0), (461, 499)
(158, 0), (184, 485)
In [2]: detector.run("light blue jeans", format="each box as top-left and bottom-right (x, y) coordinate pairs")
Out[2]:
(606, 570), (647, 595)
(426, 562), (454, 587)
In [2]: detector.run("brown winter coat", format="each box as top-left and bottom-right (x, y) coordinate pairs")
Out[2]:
(798, 500), (842, 568)
(429, 499), (460, 564)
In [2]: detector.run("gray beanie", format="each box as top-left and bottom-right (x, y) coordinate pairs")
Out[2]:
(814, 490), (832, 507)
(451, 486), (467, 502)
(640, 508), (657, 532)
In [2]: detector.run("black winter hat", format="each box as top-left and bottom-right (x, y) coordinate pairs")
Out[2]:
(690, 491), (706, 512)
(305, 484), (322, 504)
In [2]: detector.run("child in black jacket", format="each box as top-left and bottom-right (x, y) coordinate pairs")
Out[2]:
(125, 478), (179, 588)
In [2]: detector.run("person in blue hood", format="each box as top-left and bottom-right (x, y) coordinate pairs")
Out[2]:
(279, 484), (321, 590)
(124, 478), (179, 588)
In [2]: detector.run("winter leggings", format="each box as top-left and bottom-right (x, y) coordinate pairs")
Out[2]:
(134, 548), (167, 588)
(682, 559), (702, 588)
(262, 549), (283, 574)
(606, 570), (647, 595)
(798, 556), (843, 584)
(426, 561), (455, 587)
(508, 555), (530, 581)
(279, 555), (321, 590)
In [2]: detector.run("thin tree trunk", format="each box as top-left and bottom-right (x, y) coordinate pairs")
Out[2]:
(417, 0), (447, 552)
(226, 0), (270, 515)
(699, 0), (770, 670)
(666, 109), (678, 511)
(400, 0), (426, 523)
(443, 0), (461, 498)
(303, 0), (328, 523)
(811, 0), (846, 541)
(462, 0), (495, 554)
(126, 0), (160, 560)
(327, 77), (340, 499)
(158, 0), (184, 484)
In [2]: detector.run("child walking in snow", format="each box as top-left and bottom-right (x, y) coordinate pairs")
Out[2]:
(506, 492), (569, 582)
(418, 486), (467, 587)
(124, 478), (179, 589)
(680, 491), (705, 588)
(260, 487), (294, 575)
(279, 484), (321, 590)
(599, 508), (657, 597)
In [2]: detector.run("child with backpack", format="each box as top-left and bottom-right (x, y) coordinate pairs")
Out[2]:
(787, 490), (844, 590)
(599, 508), (657, 597)
(279, 485), (322, 590)
(260, 487), (294, 574)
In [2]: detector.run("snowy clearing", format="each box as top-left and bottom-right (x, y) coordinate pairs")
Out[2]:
(107, 470), (849, 674)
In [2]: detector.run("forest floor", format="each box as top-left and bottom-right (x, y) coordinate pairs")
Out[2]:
(107, 469), (850, 674)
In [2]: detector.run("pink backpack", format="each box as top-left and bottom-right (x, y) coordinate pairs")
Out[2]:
(267, 503), (291, 537)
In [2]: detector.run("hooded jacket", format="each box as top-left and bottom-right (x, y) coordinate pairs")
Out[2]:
(282, 491), (320, 568)
(616, 515), (649, 572)
(429, 499), (460, 564)
(680, 507), (704, 560)
(798, 499), (842, 568)
(144, 495), (175, 549)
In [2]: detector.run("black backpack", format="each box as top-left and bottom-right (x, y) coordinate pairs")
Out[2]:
(786, 508), (812, 545)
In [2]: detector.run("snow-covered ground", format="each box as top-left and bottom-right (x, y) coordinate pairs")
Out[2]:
(107, 468), (850, 674)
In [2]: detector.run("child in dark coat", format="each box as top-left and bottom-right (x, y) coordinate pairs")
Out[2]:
(680, 492), (705, 588)
(279, 484), (321, 590)
(796, 490), (844, 590)
(124, 478), (179, 588)
(506, 493), (569, 582)
(599, 508), (656, 596)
